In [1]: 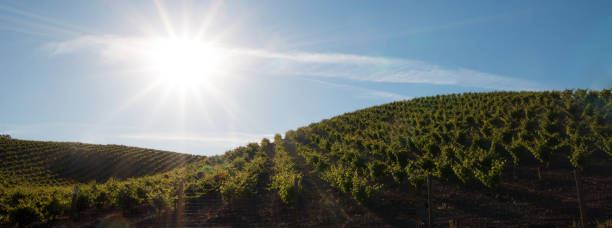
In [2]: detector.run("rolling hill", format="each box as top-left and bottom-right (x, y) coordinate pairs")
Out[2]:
(1, 89), (611, 227)
(0, 137), (204, 187)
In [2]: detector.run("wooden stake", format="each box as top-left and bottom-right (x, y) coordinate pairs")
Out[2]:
(177, 181), (184, 227)
(71, 186), (79, 219)
(574, 169), (587, 228)
(427, 174), (432, 228)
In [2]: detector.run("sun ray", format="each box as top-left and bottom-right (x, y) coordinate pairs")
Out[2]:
(0, 13), (81, 37)
(153, 0), (176, 38)
(143, 81), (173, 129)
(200, 79), (241, 124)
(84, 79), (163, 139)
(0, 4), (91, 35)
(83, 0), (243, 145)
(178, 86), (187, 142)
(186, 83), (215, 127)
(194, 0), (224, 40)
(103, 79), (163, 122)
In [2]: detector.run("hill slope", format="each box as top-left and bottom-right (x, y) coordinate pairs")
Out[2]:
(1, 89), (611, 227)
(0, 137), (204, 187)
(285, 89), (612, 226)
(136, 89), (612, 227)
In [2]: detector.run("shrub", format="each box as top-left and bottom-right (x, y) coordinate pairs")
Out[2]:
(8, 192), (26, 207)
(75, 191), (92, 212)
(136, 186), (148, 201)
(8, 202), (42, 227)
(270, 171), (302, 204)
(43, 197), (65, 221)
(452, 161), (472, 184)
(220, 157), (267, 202)
(368, 161), (386, 181)
(147, 190), (172, 214)
(220, 171), (249, 201)
(323, 165), (350, 193)
(94, 191), (108, 209)
(115, 185), (142, 214)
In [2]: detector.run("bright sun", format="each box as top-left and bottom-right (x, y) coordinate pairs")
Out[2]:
(145, 38), (227, 87)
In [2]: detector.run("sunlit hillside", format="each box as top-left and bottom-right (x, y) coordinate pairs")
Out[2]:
(1, 89), (610, 227)
(0, 138), (204, 187)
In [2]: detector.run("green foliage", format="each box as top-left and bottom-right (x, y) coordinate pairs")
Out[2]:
(368, 161), (386, 181)
(42, 196), (66, 221)
(322, 164), (353, 196)
(0, 138), (204, 188)
(269, 137), (303, 204)
(605, 137), (612, 157)
(147, 189), (173, 214)
(0, 152), (222, 226)
(1, 89), (611, 226)
(8, 202), (42, 227)
(474, 160), (505, 188)
(298, 144), (329, 172)
(220, 155), (267, 202)
(269, 170), (302, 204)
(322, 164), (379, 202)
(94, 191), (108, 209)
(75, 189), (92, 213)
(387, 162), (406, 183)
(289, 89), (611, 201)
(452, 160), (472, 184)
(569, 142), (591, 169)
(115, 184), (143, 214)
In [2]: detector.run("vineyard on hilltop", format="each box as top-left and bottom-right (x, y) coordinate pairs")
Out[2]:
(1, 89), (611, 227)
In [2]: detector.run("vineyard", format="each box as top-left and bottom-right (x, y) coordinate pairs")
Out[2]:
(287, 89), (612, 226)
(0, 138), (204, 187)
(1, 89), (611, 227)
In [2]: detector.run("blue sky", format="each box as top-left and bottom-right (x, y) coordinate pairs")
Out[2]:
(1, 0), (611, 155)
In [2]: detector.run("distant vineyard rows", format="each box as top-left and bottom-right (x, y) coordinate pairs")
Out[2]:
(0, 139), (203, 187)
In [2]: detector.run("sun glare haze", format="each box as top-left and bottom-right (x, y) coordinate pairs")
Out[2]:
(145, 38), (228, 88)
(0, 0), (611, 227)
(1, 0), (610, 156)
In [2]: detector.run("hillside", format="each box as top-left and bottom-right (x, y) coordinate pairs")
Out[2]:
(0, 137), (204, 187)
(1, 89), (611, 227)
(285, 89), (612, 226)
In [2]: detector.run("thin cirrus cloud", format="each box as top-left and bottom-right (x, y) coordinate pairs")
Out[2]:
(45, 35), (540, 91)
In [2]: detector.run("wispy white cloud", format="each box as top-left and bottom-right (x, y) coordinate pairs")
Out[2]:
(365, 91), (411, 100)
(46, 35), (541, 91)
(45, 35), (147, 63)
(304, 78), (411, 100)
(239, 49), (539, 90)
